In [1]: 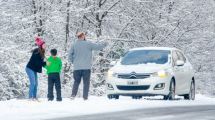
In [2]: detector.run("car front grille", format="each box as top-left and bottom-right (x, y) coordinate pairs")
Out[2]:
(118, 74), (150, 79)
(117, 85), (150, 91)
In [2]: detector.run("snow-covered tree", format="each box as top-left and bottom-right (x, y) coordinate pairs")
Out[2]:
(0, 0), (215, 100)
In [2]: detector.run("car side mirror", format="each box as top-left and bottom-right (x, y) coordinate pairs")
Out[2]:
(176, 60), (185, 66)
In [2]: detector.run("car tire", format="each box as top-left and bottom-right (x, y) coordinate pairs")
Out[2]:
(184, 81), (195, 100)
(107, 95), (119, 99)
(164, 79), (175, 100)
(132, 96), (142, 99)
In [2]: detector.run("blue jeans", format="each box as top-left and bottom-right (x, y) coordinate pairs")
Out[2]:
(26, 67), (38, 99)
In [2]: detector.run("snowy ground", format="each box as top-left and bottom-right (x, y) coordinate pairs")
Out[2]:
(0, 94), (215, 120)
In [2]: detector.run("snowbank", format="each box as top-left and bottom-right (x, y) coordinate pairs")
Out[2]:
(0, 94), (215, 120)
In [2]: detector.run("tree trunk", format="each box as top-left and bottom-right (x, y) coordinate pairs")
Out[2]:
(32, 0), (44, 36)
(62, 0), (71, 85)
(65, 0), (70, 51)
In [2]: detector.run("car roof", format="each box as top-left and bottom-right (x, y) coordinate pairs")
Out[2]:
(130, 47), (179, 51)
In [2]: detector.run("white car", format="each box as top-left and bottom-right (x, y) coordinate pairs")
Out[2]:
(106, 47), (195, 100)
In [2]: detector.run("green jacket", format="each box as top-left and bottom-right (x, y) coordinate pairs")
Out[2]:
(45, 56), (62, 74)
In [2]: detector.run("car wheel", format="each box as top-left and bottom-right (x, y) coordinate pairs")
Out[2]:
(164, 80), (175, 100)
(184, 81), (195, 100)
(132, 96), (142, 99)
(107, 95), (119, 99)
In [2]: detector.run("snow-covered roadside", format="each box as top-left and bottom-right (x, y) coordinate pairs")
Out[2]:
(0, 94), (215, 120)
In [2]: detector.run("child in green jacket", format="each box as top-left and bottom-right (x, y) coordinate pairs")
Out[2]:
(45, 49), (62, 101)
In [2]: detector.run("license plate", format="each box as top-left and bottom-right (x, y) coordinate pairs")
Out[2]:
(127, 81), (138, 85)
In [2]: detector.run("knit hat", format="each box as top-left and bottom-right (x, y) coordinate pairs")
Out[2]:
(35, 37), (45, 47)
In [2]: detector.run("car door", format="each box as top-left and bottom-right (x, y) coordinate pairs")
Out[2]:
(172, 51), (184, 94)
(177, 51), (192, 93)
(175, 51), (189, 94)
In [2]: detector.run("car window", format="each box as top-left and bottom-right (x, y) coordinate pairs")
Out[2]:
(176, 51), (186, 63)
(172, 51), (178, 66)
(121, 50), (170, 65)
(181, 52), (186, 62)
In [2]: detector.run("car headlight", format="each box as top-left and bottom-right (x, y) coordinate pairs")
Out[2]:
(151, 70), (168, 78)
(107, 70), (118, 78)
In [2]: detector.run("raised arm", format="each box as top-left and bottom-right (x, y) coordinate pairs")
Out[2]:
(89, 42), (107, 51)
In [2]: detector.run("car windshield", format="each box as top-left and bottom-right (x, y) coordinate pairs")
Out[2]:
(121, 50), (170, 65)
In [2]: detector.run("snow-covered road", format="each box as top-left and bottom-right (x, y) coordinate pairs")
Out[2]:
(52, 105), (215, 120)
(0, 94), (215, 120)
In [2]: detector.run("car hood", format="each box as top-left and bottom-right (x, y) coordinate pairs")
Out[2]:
(110, 64), (170, 74)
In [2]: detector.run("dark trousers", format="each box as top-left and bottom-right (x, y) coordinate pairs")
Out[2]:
(48, 73), (62, 101)
(72, 69), (91, 99)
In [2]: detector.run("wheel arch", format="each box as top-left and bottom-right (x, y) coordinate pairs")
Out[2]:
(171, 77), (176, 86)
(192, 77), (195, 83)
(171, 77), (176, 93)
